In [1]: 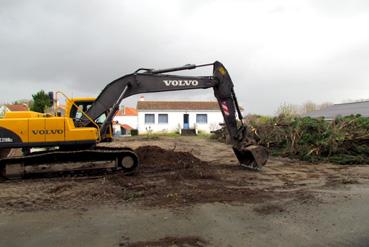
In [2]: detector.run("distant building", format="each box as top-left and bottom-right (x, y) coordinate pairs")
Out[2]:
(0, 104), (29, 117)
(136, 97), (224, 134)
(305, 101), (369, 120)
(112, 107), (138, 135)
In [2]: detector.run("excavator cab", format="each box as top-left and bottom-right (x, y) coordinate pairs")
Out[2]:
(65, 98), (113, 141)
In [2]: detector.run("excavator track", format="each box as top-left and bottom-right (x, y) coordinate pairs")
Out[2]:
(0, 147), (139, 179)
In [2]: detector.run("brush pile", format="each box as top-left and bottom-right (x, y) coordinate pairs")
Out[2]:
(213, 115), (369, 164)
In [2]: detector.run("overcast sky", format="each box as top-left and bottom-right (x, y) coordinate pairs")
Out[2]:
(0, 0), (368, 115)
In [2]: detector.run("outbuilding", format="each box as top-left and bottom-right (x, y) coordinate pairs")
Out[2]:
(113, 107), (138, 135)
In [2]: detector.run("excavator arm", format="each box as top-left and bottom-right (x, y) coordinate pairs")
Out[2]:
(81, 61), (268, 169)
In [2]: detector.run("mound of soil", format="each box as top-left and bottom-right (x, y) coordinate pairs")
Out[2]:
(136, 145), (203, 168)
(108, 146), (273, 207)
(134, 146), (214, 180)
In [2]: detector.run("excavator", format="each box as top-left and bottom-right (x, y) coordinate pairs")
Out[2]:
(0, 61), (268, 178)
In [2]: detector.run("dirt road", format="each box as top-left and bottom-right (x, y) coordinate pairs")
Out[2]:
(1, 136), (369, 246)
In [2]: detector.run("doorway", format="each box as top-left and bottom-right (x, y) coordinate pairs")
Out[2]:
(183, 114), (189, 129)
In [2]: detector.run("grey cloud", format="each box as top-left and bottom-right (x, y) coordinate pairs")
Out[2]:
(0, 0), (369, 114)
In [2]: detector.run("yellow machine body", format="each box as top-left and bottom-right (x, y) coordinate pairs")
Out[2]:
(0, 98), (107, 149)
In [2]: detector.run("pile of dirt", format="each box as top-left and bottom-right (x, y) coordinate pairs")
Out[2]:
(134, 146), (214, 179)
(108, 146), (274, 207)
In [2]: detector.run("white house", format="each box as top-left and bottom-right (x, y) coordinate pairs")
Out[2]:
(112, 106), (138, 135)
(137, 99), (224, 134)
(0, 104), (29, 117)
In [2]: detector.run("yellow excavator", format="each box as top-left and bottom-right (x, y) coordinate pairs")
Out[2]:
(0, 61), (268, 178)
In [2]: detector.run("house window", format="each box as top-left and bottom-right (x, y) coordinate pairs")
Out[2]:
(158, 114), (168, 124)
(144, 114), (155, 124)
(196, 114), (208, 124)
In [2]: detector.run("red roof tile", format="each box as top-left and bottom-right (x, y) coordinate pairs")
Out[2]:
(124, 107), (138, 116)
(121, 124), (133, 130)
(115, 107), (138, 116)
(6, 104), (29, 111)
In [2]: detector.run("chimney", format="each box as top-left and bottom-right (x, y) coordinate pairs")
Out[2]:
(139, 96), (145, 101)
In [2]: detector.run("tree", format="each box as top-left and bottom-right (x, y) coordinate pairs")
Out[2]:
(30, 90), (51, 113)
(301, 101), (317, 114)
(276, 102), (299, 117)
(319, 102), (333, 110)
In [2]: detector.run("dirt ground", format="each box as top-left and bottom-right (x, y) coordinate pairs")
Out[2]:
(1, 136), (369, 246)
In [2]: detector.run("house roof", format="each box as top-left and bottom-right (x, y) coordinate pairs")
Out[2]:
(137, 101), (221, 111)
(305, 100), (369, 120)
(124, 107), (138, 116)
(115, 107), (138, 116)
(121, 124), (133, 130)
(5, 104), (29, 111)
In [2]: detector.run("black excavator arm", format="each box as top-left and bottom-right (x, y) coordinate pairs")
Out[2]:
(81, 61), (268, 169)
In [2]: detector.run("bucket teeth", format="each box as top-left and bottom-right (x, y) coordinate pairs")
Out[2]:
(240, 162), (262, 171)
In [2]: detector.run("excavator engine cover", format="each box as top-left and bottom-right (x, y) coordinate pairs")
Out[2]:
(233, 144), (269, 170)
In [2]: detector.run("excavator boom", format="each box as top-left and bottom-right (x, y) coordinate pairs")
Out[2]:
(81, 61), (268, 169)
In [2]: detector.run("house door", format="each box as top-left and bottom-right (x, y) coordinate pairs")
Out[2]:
(183, 114), (189, 129)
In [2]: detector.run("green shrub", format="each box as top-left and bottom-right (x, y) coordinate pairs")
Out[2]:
(131, 129), (138, 136)
(247, 115), (369, 165)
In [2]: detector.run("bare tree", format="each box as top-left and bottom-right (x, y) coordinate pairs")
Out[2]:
(318, 102), (333, 110)
(300, 101), (317, 114)
(276, 102), (299, 116)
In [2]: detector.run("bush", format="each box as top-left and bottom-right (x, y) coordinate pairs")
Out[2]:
(247, 115), (369, 165)
(131, 129), (138, 136)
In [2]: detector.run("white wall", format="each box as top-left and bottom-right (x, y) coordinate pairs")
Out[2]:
(137, 110), (223, 134)
(113, 115), (138, 129)
(112, 124), (122, 136)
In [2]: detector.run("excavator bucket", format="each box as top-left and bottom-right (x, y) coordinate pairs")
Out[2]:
(233, 145), (269, 170)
